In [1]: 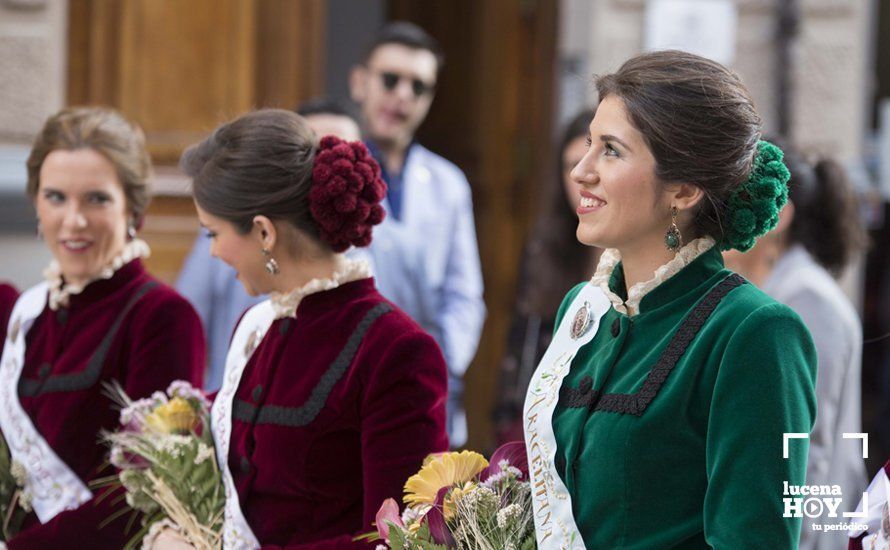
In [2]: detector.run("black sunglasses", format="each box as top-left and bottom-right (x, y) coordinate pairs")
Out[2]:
(378, 71), (435, 98)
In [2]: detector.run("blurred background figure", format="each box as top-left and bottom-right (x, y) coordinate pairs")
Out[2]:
(724, 147), (869, 549)
(297, 97), (362, 141)
(0, 282), (18, 345)
(176, 98), (362, 392)
(493, 108), (601, 444)
(1, 0), (887, 460)
(350, 21), (485, 447)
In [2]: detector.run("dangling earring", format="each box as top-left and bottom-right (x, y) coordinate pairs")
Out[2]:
(664, 206), (682, 252)
(127, 220), (137, 240)
(262, 248), (280, 275)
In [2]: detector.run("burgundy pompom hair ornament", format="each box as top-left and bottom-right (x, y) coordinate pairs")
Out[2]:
(309, 136), (388, 252)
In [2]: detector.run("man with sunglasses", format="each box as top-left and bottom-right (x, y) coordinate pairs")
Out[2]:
(349, 21), (485, 448)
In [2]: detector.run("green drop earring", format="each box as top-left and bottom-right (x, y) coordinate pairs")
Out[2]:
(664, 206), (682, 251)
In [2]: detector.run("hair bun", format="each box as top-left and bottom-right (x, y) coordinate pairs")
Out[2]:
(721, 140), (790, 252)
(309, 136), (387, 252)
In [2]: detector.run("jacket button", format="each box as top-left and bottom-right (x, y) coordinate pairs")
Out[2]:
(252, 385), (262, 402)
(278, 319), (291, 335)
(56, 309), (68, 325)
(38, 362), (51, 378)
(610, 318), (621, 337)
(240, 456), (250, 474)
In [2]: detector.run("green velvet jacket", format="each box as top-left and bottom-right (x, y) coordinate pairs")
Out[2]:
(552, 247), (817, 549)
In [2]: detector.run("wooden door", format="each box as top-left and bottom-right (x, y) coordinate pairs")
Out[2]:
(390, 0), (559, 451)
(67, 0), (326, 282)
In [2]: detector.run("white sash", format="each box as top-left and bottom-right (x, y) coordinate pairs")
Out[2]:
(524, 283), (610, 550)
(0, 282), (93, 523)
(210, 300), (275, 550)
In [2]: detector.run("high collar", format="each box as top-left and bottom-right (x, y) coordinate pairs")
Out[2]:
(296, 278), (379, 319)
(592, 237), (725, 316)
(267, 257), (373, 319)
(55, 259), (147, 311)
(44, 239), (151, 310)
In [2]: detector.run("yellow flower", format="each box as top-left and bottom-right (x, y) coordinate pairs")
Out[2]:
(144, 397), (198, 434)
(443, 481), (476, 520)
(403, 450), (488, 507)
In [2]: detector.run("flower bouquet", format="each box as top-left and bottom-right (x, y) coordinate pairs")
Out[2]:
(0, 434), (27, 541)
(95, 381), (224, 549)
(361, 441), (535, 549)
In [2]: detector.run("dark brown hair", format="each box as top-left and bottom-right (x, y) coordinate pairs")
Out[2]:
(180, 109), (320, 241)
(26, 107), (152, 223)
(363, 21), (445, 73)
(525, 108), (600, 316)
(784, 151), (867, 274)
(596, 50), (762, 242)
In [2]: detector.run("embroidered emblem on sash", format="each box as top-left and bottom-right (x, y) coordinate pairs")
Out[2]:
(244, 329), (263, 357)
(570, 301), (592, 340)
(9, 318), (19, 343)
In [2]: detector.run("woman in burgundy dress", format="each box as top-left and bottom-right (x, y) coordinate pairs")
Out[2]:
(161, 109), (448, 549)
(0, 107), (204, 548)
(0, 283), (17, 346)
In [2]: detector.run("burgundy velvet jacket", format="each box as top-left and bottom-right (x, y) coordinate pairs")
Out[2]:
(228, 278), (448, 548)
(5, 260), (205, 549)
(0, 282), (18, 347)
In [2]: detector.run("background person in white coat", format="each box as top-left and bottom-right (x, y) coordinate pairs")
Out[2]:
(350, 21), (485, 447)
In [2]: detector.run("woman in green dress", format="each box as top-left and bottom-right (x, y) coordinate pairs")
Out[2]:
(523, 50), (817, 549)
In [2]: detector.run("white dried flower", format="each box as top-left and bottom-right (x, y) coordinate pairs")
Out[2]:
(18, 489), (32, 513)
(121, 478), (158, 514)
(496, 503), (524, 529)
(150, 391), (169, 405)
(157, 434), (193, 458)
(109, 446), (127, 468)
(141, 518), (180, 548)
(167, 381), (210, 408)
(503, 465), (522, 479)
(120, 397), (155, 426)
(194, 443), (215, 466)
(458, 485), (498, 517)
(10, 461), (26, 486)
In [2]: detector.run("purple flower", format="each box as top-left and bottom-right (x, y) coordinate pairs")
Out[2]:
(426, 486), (457, 547)
(480, 441), (528, 481)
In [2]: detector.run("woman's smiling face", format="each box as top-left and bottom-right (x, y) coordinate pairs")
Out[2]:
(35, 148), (130, 286)
(570, 95), (672, 253)
(194, 204), (271, 297)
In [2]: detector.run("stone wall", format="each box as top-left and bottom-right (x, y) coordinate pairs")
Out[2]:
(578, 0), (874, 163)
(0, 0), (67, 201)
(0, 0), (67, 144)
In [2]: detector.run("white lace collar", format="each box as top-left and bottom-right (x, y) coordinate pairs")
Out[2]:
(591, 237), (716, 316)
(44, 239), (151, 311)
(268, 257), (372, 320)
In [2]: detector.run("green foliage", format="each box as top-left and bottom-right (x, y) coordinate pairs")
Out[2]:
(388, 521), (448, 550)
(0, 434), (26, 541)
(100, 381), (224, 548)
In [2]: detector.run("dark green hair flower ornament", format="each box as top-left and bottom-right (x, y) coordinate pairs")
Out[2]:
(721, 140), (790, 252)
